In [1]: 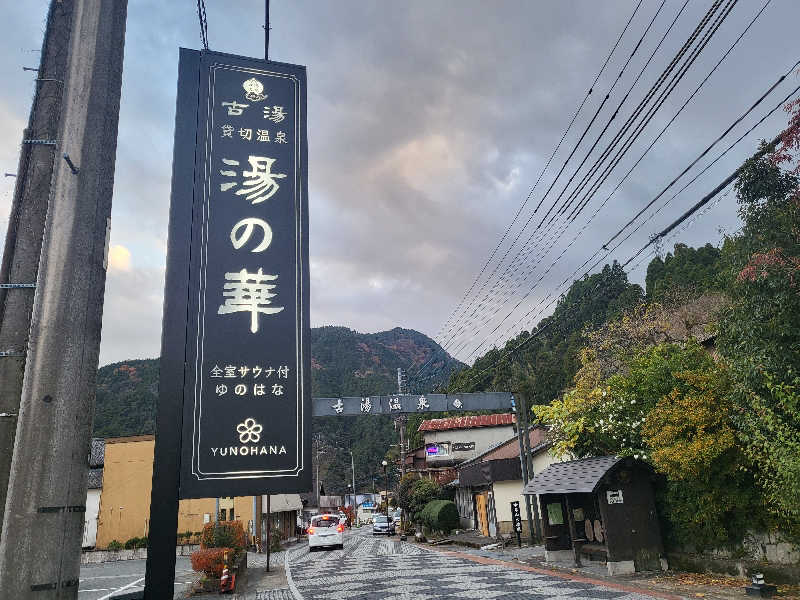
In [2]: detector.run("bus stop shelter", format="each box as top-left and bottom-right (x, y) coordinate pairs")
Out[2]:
(523, 456), (667, 575)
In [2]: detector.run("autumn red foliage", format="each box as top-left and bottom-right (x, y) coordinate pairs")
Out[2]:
(190, 547), (231, 577)
(200, 520), (247, 551)
(737, 248), (800, 285)
(771, 95), (800, 174)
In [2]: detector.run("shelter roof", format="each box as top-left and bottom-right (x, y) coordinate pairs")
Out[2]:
(418, 413), (515, 432)
(523, 456), (623, 495)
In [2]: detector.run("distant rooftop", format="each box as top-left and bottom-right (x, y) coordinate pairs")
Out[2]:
(418, 413), (515, 432)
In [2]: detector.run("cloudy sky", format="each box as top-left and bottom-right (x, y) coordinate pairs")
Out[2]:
(1, 1), (798, 367)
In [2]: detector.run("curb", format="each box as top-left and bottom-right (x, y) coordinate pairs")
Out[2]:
(284, 547), (303, 600)
(431, 548), (683, 600)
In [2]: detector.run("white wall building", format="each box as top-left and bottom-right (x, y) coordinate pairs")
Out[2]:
(82, 438), (104, 548)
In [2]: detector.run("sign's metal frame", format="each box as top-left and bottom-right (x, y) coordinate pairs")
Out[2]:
(313, 392), (512, 417)
(145, 47), (311, 597)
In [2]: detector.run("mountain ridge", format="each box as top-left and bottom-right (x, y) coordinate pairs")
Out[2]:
(93, 325), (463, 439)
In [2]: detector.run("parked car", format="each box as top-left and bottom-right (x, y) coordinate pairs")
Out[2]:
(372, 514), (396, 536)
(308, 514), (344, 551)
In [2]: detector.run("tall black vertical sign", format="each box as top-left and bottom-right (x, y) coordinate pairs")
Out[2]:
(156, 48), (311, 503)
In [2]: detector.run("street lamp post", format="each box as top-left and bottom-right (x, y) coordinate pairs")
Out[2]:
(381, 460), (388, 516)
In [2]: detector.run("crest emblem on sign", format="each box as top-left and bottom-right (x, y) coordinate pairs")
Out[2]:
(242, 77), (267, 102)
(236, 417), (263, 443)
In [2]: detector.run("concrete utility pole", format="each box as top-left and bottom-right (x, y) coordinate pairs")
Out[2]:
(0, 1), (127, 598)
(515, 393), (539, 544)
(0, 0), (74, 542)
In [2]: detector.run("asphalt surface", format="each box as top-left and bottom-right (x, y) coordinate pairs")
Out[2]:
(78, 556), (194, 599)
(286, 527), (657, 600)
(76, 529), (660, 599)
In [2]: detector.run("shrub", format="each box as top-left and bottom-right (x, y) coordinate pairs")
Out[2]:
(123, 536), (147, 549)
(419, 500), (460, 534)
(107, 539), (122, 551)
(200, 520), (246, 551)
(190, 547), (231, 578)
(269, 527), (282, 552)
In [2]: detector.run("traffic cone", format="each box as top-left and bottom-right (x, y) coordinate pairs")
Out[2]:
(219, 565), (232, 593)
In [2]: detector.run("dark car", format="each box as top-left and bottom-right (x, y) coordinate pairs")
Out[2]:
(371, 514), (396, 535)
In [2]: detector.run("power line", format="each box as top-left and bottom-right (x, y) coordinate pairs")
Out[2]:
(427, 0), (673, 364)
(565, 0), (774, 227)
(434, 0), (728, 359)
(537, 0), (727, 229)
(196, 0), (209, 50)
(440, 0), (697, 357)
(425, 79), (797, 389)
(411, 0), (646, 383)
(465, 80), (797, 362)
(441, 0), (773, 362)
(605, 56), (799, 249)
(551, 0), (739, 227)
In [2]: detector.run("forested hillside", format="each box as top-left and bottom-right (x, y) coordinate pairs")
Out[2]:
(92, 326), (463, 495)
(452, 111), (800, 551)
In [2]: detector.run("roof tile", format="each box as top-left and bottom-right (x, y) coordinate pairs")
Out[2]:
(418, 413), (515, 432)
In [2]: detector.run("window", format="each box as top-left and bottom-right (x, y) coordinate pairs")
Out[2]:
(311, 516), (338, 528)
(546, 503), (564, 525)
(220, 508), (227, 521)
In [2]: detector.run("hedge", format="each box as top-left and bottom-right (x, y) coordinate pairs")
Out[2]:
(190, 547), (231, 578)
(200, 520), (246, 551)
(123, 536), (147, 549)
(419, 500), (459, 534)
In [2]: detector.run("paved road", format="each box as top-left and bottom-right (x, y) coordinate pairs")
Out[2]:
(78, 557), (194, 599)
(288, 528), (655, 600)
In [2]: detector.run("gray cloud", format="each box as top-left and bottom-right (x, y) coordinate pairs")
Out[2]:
(1, 1), (798, 366)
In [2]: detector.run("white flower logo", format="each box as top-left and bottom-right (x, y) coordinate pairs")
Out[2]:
(236, 417), (263, 443)
(242, 77), (267, 102)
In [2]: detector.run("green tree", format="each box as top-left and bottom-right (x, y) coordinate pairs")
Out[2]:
(397, 476), (442, 523)
(716, 144), (800, 532)
(450, 261), (642, 406)
(645, 243), (724, 299)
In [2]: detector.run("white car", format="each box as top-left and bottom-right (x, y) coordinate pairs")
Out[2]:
(307, 514), (344, 551)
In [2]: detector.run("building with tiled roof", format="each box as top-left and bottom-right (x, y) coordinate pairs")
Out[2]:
(417, 413), (515, 432)
(407, 413), (517, 484)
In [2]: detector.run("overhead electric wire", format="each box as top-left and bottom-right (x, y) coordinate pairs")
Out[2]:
(463, 80), (796, 362)
(441, 0), (771, 362)
(535, 0), (725, 228)
(565, 0), (774, 227)
(439, 0), (693, 355)
(440, 182), (735, 392)
(451, 125), (778, 391)
(550, 0), (738, 226)
(464, 91), (796, 365)
(424, 0), (673, 366)
(197, 0), (209, 50)
(424, 0), (644, 356)
(410, 0), (646, 384)
(434, 0), (726, 359)
(605, 56), (799, 249)
(423, 78), (796, 387)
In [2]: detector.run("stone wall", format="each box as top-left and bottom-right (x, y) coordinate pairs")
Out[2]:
(80, 544), (200, 564)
